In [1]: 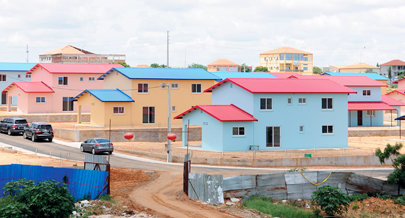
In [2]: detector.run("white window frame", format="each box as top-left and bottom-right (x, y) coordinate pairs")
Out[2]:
(299, 97), (306, 105)
(260, 98), (273, 110)
(36, 97), (46, 103)
(113, 106), (124, 114)
(322, 97), (333, 110)
(322, 125), (334, 134)
(288, 97), (292, 105)
(171, 83), (179, 89)
(89, 77), (95, 81)
(363, 89), (371, 97)
(232, 126), (245, 136)
(192, 84), (202, 94)
(366, 110), (375, 117)
(299, 125), (304, 133)
(138, 83), (149, 94)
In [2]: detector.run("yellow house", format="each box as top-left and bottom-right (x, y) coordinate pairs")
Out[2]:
(330, 63), (379, 73)
(73, 68), (220, 126)
(259, 47), (313, 75)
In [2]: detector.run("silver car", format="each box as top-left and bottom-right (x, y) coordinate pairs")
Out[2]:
(80, 138), (114, 155)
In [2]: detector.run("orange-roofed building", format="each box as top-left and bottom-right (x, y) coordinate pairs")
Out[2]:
(259, 47), (313, 75)
(207, 59), (241, 72)
(39, 45), (126, 64)
(331, 63), (380, 73)
(380, 60), (405, 77)
(135, 64), (150, 68)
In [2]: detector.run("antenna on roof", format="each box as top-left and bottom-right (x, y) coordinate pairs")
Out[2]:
(26, 45), (29, 63)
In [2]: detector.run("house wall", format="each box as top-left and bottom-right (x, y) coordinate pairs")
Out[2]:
(0, 71), (31, 106)
(103, 70), (132, 97)
(103, 102), (133, 126)
(252, 93), (348, 150)
(348, 110), (384, 127)
(397, 79), (405, 90)
(379, 80), (387, 94)
(211, 81), (254, 114)
(222, 122), (255, 151)
(7, 87), (29, 113)
(347, 86), (381, 102)
(75, 92), (105, 126)
(26, 93), (55, 113)
(386, 92), (405, 114)
(259, 53), (313, 74)
(181, 109), (224, 151)
(30, 67), (53, 86)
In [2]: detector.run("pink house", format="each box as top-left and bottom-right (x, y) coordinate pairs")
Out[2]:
(386, 78), (405, 114)
(2, 63), (122, 113)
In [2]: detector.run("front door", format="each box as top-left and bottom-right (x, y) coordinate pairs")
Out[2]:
(266, 126), (280, 147)
(357, 110), (363, 126)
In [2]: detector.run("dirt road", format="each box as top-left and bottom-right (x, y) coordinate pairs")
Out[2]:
(130, 171), (242, 218)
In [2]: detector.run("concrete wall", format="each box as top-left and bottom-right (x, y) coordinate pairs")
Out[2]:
(0, 113), (90, 123)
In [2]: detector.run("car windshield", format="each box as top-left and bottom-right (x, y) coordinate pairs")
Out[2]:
(96, 139), (110, 143)
(38, 125), (52, 130)
(15, 120), (27, 124)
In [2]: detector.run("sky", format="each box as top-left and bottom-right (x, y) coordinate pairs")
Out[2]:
(1, 0), (405, 69)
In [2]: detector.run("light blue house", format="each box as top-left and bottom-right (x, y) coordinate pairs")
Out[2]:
(175, 78), (356, 151)
(209, 72), (277, 80)
(0, 62), (36, 106)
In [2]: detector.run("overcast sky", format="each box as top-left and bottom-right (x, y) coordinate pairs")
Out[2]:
(1, 0), (405, 68)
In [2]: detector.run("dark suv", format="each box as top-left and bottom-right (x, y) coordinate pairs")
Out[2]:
(23, 122), (54, 142)
(0, 117), (28, 135)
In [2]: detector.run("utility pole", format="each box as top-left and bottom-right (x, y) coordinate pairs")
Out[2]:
(26, 45), (29, 63)
(167, 31), (169, 68)
(160, 82), (172, 162)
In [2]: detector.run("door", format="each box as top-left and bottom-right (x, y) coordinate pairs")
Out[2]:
(266, 126), (281, 147)
(357, 110), (363, 126)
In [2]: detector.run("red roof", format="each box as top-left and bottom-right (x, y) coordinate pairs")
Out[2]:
(269, 73), (303, 78)
(393, 78), (405, 84)
(174, 104), (258, 122)
(348, 102), (396, 111)
(299, 75), (387, 87)
(386, 90), (405, 96)
(204, 78), (356, 94)
(27, 63), (123, 74)
(381, 60), (405, 66)
(2, 82), (54, 93)
(381, 95), (405, 106)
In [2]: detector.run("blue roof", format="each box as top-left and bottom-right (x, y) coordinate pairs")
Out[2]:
(210, 72), (277, 80)
(98, 67), (221, 80)
(73, 89), (134, 102)
(322, 72), (389, 81)
(0, 62), (37, 72)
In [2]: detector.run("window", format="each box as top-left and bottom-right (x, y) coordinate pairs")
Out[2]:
(18, 74), (21, 78)
(303, 67), (308, 70)
(171, 83), (178, 89)
(0, 74), (6, 81)
(300, 54), (308, 61)
(299, 125), (304, 133)
(62, 97), (74, 111)
(143, 107), (155, 124)
(113, 107), (124, 114)
(172, 106), (176, 112)
(280, 54), (284, 60)
(26, 74), (31, 78)
(218, 68), (228, 72)
(288, 97), (292, 105)
(1, 93), (6, 105)
(229, 67), (238, 72)
(89, 77), (95, 81)
(266, 126), (281, 147)
(363, 90), (371, 96)
(322, 98), (333, 110)
(264, 57), (267, 61)
(58, 77), (68, 85)
(299, 97), (306, 104)
(366, 110), (375, 117)
(322, 125), (334, 134)
(80, 77), (83, 81)
(260, 98), (272, 110)
(36, 97), (46, 103)
(232, 127), (245, 136)
(192, 84), (202, 93)
(286, 54), (292, 60)
(138, 83), (149, 93)
(293, 54), (299, 60)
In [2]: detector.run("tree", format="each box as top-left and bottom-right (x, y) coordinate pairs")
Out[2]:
(111, 62), (130, 67)
(375, 143), (405, 195)
(188, 63), (207, 70)
(253, 66), (268, 72)
(377, 63), (379, 67)
(388, 64), (392, 81)
(150, 63), (167, 68)
(313, 66), (323, 74)
(311, 185), (351, 216)
(240, 64), (251, 72)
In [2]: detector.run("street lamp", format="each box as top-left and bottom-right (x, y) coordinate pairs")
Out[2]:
(160, 82), (172, 162)
(185, 45), (190, 68)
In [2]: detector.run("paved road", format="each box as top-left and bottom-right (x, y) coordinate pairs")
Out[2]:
(0, 133), (394, 177)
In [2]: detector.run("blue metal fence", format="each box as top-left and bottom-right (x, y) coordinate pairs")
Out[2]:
(0, 164), (109, 200)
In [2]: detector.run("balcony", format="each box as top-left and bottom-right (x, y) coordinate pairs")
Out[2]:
(45, 54), (126, 64)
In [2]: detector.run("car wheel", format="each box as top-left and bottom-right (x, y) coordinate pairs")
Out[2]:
(23, 132), (27, 139)
(7, 129), (11, 136)
(109, 151), (113, 155)
(48, 137), (53, 142)
(92, 148), (96, 155)
(31, 134), (36, 142)
(80, 146), (84, 152)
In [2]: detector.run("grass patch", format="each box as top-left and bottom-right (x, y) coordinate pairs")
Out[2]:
(242, 196), (316, 218)
(99, 194), (116, 203)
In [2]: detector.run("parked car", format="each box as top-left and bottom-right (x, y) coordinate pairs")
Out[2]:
(80, 138), (114, 155)
(0, 117), (28, 135)
(23, 122), (54, 142)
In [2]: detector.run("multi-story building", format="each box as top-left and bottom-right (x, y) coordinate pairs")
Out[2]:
(207, 59), (241, 72)
(380, 60), (405, 77)
(259, 47), (313, 75)
(39, 45), (126, 64)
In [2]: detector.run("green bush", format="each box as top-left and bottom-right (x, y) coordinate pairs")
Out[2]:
(311, 185), (350, 216)
(243, 196), (315, 218)
(0, 178), (75, 218)
(352, 203), (359, 210)
(349, 193), (369, 202)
